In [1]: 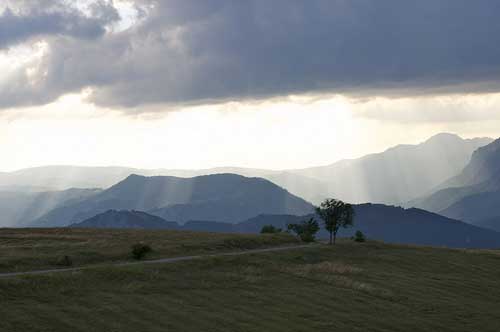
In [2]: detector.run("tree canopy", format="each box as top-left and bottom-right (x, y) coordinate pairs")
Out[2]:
(316, 199), (354, 245)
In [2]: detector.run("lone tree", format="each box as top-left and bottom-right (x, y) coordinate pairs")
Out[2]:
(316, 199), (354, 245)
(353, 230), (366, 242)
(287, 217), (320, 242)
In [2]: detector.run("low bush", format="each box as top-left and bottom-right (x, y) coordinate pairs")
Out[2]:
(131, 243), (152, 260)
(260, 225), (282, 234)
(287, 218), (320, 243)
(353, 230), (366, 242)
(55, 255), (73, 267)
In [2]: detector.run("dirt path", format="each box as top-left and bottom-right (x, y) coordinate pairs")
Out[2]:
(0, 244), (315, 278)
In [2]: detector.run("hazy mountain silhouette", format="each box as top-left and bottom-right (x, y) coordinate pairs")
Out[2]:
(0, 166), (160, 190)
(0, 165), (325, 203)
(32, 174), (314, 227)
(439, 137), (500, 188)
(411, 138), (500, 231)
(0, 188), (101, 227)
(0, 133), (489, 205)
(71, 210), (179, 229)
(291, 133), (492, 204)
(475, 217), (500, 233)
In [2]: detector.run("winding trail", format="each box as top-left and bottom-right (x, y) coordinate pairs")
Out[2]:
(0, 244), (315, 279)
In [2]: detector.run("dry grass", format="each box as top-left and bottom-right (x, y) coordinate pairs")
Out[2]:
(0, 228), (299, 273)
(1, 232), (500, 331)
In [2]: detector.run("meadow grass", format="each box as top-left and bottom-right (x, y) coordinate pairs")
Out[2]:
(0, 230), (499, 331)
(0, 228), (299, 273)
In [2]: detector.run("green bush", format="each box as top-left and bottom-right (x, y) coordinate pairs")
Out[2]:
(287, 218), (319, 243)
(131, 243), (152, 260)
(260, 225), (282, 234)
(55, 255), (73, 267)
(353, 230), (366, 242)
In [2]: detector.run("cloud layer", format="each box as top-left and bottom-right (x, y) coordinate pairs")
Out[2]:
(2, 0), (500, 111)
(0, 1), (119, 49)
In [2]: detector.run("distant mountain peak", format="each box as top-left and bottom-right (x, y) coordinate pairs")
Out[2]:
(472, 137), (500, 156)
(293, 133), (493, 204)
(424, 132), (462, 143)
(33, 173), (314, 227)
(410, 137), (500, 229)
(71, 209), (178, 229)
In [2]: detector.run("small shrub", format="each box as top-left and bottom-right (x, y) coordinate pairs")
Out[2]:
(131, 243), (152, 260)
(55, 255), (73, 267)
(287, 218), (319, 243)
(298, 232), (316, 243)
(260, 225), (282, 234)
(222, 238), (259, 249)
(353, 230), (366, 242)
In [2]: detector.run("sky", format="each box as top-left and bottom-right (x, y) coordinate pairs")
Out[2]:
(1, 0), (500, 172)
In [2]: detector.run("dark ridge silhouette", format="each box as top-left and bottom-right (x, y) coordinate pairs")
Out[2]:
(181, 220), (234, 233)
(70, 204), (500, 249)
(347, 204), (500, 249)
(71, 210), (179, 229)
(225, 204), (500, 249)
(32, 173), (314, 227)
(235, 214), (305, 233)
(475, 217), (500, 233)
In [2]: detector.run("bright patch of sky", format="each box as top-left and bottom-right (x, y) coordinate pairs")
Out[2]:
(1, 1), (499, 172)
(1, 92), (500, 172)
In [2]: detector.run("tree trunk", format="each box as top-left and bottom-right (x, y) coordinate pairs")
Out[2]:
(329, 230), (333, 245)
(333, 231), (337, 245)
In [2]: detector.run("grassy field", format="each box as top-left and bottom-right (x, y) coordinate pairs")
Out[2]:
(0, 228), (299, 273)
(1, 230), (500, 331)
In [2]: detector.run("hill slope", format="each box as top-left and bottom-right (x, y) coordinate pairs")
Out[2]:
(348, 204), (500, 249)
(292, 133), (492, 204)
(0, 165), (326, 204)
(33, 174), (314, 227)
(411, 138), (500, 231)
(71, 210), (179, 229)
(0, 188), (101, 227)
(1, 231), (500, 332)
(238, 204), (500, 249)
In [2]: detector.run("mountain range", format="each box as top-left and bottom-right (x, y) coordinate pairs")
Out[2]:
(31, 173), (314, 227)
(410, 138), (500, 232)
(0, 133), (491, 206)
(0, 188), (101, 227)
(292, 133), (492, 204)
(3, 132), (500, 249)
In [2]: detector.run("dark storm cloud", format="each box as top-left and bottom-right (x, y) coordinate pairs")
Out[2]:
(0, 1), (119, 49)
(2, 0), (500, 111)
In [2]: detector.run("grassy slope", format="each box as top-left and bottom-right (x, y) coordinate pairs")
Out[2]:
(0, 228), (299, 273)
(1, 232), (500, 331)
